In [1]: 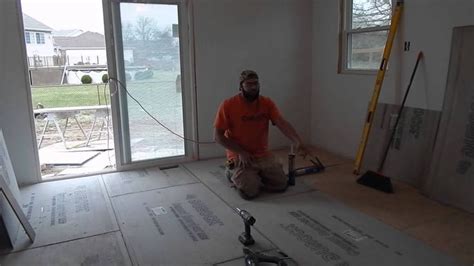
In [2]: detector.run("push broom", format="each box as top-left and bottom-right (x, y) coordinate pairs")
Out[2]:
(357, 51), (423, 193)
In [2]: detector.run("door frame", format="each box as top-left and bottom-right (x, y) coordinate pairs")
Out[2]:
(102, 0), (198, 171)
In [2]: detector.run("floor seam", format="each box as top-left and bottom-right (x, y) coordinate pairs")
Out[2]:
(108, 180), (201, 198)
(99, 174), (135, 265)
(212, 248), (277, 265)
(2, 230), (120, 256)
(181, 164), (283, 252)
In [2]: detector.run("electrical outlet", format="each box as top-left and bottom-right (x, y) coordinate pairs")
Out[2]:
(404, 41), (411, 51)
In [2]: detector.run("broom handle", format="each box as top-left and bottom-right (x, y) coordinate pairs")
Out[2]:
(378, 52), (423, 172)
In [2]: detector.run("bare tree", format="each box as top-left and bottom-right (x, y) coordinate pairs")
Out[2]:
(352, 0), (392, 29)
(135, 16), (156, 41)
(122, 22), (136, 41)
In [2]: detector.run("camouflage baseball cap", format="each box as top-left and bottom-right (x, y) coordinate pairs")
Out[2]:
(239, 70), (259, 82)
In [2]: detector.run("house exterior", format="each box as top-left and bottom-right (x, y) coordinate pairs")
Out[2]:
(54, 31), (134, 66)
(21, 16), (134, 68)
(54, 31), (135, 84)
(21, 17), (135, 84)
(54, 31), (108, 65)
(52, 29), (84, 37)
(22, 14), (55, 57)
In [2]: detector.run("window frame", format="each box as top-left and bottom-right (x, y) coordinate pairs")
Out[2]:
(25, 31), (31, 44)
(35, 32), (45, 44)
(339, 0), (391, 74)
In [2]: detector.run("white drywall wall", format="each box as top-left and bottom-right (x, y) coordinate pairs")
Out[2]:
(400, 0), (474, 110)
(311, 0), (474, 159)
(194, 0), (313, 159)
(9, 0), (469, 183)
(0, 0), (41, 185)
(0, 0), (312, 184)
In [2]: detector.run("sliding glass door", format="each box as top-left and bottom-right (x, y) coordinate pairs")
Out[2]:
(104, 0), (195, 167)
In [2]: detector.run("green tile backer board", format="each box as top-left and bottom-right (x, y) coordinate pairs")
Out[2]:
(102, 165), (198, 197)
(112, 183), (275, 265)
(0, 232), (131, 265)
(239, 191), (462, 266)
(183, 158), (315, 207)
(1, 175), (118, 253)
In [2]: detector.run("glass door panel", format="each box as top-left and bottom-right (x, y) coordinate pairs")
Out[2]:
(119, 2), (185, 162)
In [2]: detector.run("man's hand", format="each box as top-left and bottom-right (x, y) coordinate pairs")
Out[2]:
(296, 143), (310, 159)
(238, 151), (254, 168)
(274, 117), (308, 158)
(215, 128), (253, 166)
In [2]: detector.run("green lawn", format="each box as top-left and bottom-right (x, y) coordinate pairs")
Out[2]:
(31, 84), (111, 108)
(32, 71), (185, 155)
(31, 70), (180, 108)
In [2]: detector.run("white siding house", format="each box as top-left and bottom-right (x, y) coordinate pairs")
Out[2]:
(23, 14), (55, 57)
(54, 31), (134, 66)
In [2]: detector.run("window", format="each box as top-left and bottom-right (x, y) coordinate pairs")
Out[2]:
(25, 32), (31, 43)
(35, 32), (45, 44)
(340, 0), (392, 72)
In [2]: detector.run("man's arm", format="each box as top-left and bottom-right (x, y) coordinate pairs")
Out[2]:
(214, 128), (253, 167)
(273, 116), (309, 156)
(214, 128), (247, 154)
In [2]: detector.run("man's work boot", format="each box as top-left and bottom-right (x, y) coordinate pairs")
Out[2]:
(238, 189), (258, 200)
(224, 159), (235, 183)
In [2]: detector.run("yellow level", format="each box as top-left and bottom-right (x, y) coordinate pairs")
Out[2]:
(353, 0), (404, 175)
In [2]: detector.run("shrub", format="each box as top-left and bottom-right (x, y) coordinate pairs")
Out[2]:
(125, 72), (132, 81)
(81, 74), (92, 84)
(134, 70), (154, 80)
(102, 73), (109, 83)
(134, 71), (144, 80)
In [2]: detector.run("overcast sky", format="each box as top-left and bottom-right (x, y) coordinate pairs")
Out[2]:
(21, 0), (105, 33)
(21, 0), (178, 34)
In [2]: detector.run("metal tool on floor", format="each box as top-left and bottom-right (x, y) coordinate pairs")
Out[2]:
(235, 208), (295, 265)
(243, 247), (293, 266)
(357, 51), (424, 193)
(353, 0), (404, 175)
(288, 145), (325, 186)
(235, 207), (256, 246)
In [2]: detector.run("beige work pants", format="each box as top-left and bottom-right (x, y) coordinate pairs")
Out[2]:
(225, 155), (288, 199)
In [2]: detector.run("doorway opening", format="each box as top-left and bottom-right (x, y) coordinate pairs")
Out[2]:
(21, 0), (115, 180)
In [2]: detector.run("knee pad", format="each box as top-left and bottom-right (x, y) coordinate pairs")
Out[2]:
(238, 188), (259, 200)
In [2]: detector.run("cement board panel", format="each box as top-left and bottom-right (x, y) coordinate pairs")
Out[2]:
(424, 26), (474, 213)
(216, 249), (298, 266)
(361, 104), (440, 187)
(240, 192), (462, 266)
(1, 175), (118, 253)
(0, 232), (131, 266)
(39, 151), (99, 165)
(102, 165), (198, 197)
(112, 183), (275, 265)
(183, 158), (315, 207)
(0, 130), (24, 247)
